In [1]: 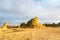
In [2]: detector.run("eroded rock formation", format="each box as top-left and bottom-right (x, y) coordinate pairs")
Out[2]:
(2, 22), (8, 30)
(26, 17), (38, 27)
(26, 17), (46, 28)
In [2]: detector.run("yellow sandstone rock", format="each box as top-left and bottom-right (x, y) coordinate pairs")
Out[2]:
(27, 17), (46, 28)
(32, 17), (39, 26)
(27, 17), (38, 26)
(2, 22), (8, 30)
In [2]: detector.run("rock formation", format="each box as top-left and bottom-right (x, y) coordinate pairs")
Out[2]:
(26, 17), (38, 27)
(26, 17), (46, 28)
(2, 22), (8, 30)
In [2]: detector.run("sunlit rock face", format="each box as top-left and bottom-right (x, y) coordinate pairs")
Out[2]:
(31, 17), (39, 26)
(2, 22), (8, 30)
(26, 17), (38, 28)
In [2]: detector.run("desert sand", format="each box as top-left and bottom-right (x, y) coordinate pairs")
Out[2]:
(0, 27), (60, 40)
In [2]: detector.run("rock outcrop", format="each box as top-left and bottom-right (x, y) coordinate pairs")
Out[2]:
(26, 17), (46, 28)
(26, 17), (38, 26)
(2, 22), (8, 30)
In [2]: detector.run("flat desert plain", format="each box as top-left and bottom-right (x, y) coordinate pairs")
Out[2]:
(0, 27), (60, 40)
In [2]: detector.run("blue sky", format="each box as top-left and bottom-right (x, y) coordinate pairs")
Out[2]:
(0, 0), (60, 25)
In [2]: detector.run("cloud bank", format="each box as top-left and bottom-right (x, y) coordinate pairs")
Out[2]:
(0, 0), (60, 25)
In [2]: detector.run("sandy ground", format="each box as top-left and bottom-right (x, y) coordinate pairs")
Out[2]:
(0, 27), (60, 40)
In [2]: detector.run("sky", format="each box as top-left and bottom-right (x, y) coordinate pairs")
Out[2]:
(0, 0), (60, 25)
